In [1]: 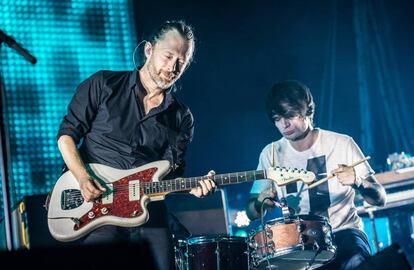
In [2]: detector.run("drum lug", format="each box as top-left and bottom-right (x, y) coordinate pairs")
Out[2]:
(297, 223), (306, 232)
(265, 229), (273, 239)
(313, 241), (320, 250)
(300, 234), (308, 244)
(324, 235), (332, 245)
(249, 241), (258, 249)
(266, 240), (275, 249)
(322, 225), (330, 233)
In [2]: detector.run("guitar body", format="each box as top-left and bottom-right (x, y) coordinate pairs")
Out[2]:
(47, 160), (171, 242)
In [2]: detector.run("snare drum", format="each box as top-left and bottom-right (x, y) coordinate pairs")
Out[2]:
(175, 235), (249, 270)
(249, 215), (336, 270)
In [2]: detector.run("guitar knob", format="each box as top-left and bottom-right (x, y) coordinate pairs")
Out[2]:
(88, 211), (95, 219)
(101, 207), (109, 215)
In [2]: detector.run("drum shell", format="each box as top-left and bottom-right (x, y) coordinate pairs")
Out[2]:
(178, 236), (249, 270)
(249, 215), (336, 270)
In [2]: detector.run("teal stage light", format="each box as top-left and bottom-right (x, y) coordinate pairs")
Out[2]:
(362, 217), (392, 254)
(0, 0), (136, 212)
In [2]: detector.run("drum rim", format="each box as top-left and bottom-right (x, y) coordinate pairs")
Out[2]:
(253, 245), (336, 267)
(185, 235), (247, 245)
(297, 214), (329, 222)
(252, 244), (303, 265)
(250, 214), (329, 234)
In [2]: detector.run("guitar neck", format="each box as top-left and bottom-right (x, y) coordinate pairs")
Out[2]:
(143, 170), (266, 195)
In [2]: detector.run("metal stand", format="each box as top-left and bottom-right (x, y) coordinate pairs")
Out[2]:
(367, 209), (379, 253)
(0, 30), (37, 251)
(0, 60), (14, 251)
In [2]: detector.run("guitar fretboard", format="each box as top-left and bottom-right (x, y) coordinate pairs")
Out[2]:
(142, 170), (266, 195)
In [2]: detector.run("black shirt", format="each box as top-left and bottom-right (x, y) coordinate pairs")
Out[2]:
(57, 70), (194, 178)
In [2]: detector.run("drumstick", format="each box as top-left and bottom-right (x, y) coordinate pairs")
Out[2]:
(302, 156), (371, 192)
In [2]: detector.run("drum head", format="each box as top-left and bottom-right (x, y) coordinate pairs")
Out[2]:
(186, 235), (245, 245)
(186, 235), (216, 245)
(298, 214), (328, 222)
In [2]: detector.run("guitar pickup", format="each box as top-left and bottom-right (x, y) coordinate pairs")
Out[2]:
(129, 180), (140, 201)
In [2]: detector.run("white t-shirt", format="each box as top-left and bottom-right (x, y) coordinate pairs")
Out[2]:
(250, 128), (373, 232)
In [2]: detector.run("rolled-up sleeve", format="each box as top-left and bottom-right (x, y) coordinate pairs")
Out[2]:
(57, 71), (103, 144)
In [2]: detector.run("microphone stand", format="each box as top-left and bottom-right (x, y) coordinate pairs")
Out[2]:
(0, 31), (37, 251)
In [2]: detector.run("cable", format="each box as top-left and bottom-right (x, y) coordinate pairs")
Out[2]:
(132, 40), (147, 70)
(305, 243), (322, 270)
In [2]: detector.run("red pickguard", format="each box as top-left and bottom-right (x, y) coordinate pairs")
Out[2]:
(75, 167), (158, 230)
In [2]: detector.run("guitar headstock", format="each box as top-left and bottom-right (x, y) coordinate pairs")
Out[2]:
(265, 166), (316, 186)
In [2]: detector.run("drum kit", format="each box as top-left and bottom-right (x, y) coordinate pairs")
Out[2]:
(172, 158), (373, 269)
(174, 214), (336, 270)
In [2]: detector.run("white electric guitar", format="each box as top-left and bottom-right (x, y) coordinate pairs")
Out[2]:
(47, 160), (316, 242)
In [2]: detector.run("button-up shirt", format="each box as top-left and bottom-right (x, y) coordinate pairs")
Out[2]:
(57, 70), (194, 178)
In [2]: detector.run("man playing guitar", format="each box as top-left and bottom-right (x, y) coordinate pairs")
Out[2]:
(55, 20), (215, 270)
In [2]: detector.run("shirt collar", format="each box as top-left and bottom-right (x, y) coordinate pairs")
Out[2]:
(129, 69), (139, 90)
(132, 69), (175, 109)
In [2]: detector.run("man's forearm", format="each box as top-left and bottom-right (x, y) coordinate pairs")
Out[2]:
(357, 176), (387, 207)
(57, 135), (89, 181)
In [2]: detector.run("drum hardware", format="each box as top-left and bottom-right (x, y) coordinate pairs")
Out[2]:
(297, 223), (306, 232)
(322, 225), (330, 234)
(265, 229), (273, 238)
(249, 240), (259, 249)
(300, 234), (308, 244)
(324, 235), (332, 246)
(305, 242), (323, 270)
(266, 240), (275, 249)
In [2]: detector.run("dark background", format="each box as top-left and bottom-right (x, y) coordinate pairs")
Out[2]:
(134, 0), (414, 178)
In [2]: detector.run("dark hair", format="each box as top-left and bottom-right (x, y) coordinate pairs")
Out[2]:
(138, 20), (195, 65)
(148, 20), (195, 46)
(265, 80), (315, 123)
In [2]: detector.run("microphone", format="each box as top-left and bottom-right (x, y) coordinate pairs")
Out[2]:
(280, 197), (296, 216)
(0, 30), (37, 64)
(262, 196), (287, 209)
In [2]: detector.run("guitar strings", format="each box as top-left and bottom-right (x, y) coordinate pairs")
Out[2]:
(62, 169), (308, 204)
